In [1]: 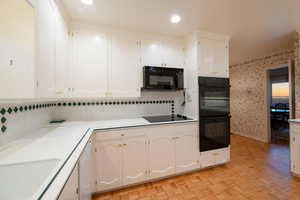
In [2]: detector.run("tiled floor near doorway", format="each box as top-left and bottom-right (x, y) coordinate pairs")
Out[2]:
(93, 134), (300, 200)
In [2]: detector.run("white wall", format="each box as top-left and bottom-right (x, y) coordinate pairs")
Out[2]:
(0, 103), (53, 147)
(0, 0), (35, 99)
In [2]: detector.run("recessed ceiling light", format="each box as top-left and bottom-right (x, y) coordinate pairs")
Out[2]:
(170, 15), (181, 24)
(81, 0), (93, 5)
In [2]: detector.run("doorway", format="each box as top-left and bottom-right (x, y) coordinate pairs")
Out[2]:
(267, 64), (295, 145)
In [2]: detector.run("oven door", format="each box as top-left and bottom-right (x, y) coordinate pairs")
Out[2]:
(199, 116), (230, 152)
(199, 86), (230, 117)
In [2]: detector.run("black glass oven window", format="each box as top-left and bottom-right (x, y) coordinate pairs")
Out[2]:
(200, 117), (230, 151)
(199, 87), (229, 115)
(149, 75), (174, 87)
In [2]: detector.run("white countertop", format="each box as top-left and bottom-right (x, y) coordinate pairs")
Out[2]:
(0, 117), (197, 200)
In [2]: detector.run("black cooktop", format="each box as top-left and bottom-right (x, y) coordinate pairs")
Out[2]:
(143, 115), (192, 123)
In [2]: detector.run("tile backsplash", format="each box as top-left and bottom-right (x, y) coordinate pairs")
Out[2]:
(0, 91), (185, 146)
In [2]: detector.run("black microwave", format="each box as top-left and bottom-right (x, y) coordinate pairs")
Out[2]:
(143, 66), (184, 90)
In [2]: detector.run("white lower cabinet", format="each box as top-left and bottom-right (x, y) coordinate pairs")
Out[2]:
(79, 140), (94, 200)
(122, 136), (148, 185)
(291, 135), (300, 175)
(93, 122), (229, 193)
(200, 148), (229, 168)
(95, 140), (123, 191)
(175, 133), (199, 173)
(58, 164), (79, 200)
(148, 135), (175, 179)
(290, 123), (300, 176)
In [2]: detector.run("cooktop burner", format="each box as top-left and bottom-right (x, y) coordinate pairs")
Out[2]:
(143, 115), (192, 123)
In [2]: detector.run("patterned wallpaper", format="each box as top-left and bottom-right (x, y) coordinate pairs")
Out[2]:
(230, 48), (295, 142)
(294, 33), (300, 118)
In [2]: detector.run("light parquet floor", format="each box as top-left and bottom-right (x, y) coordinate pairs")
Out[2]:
(93, 134), (300, 200)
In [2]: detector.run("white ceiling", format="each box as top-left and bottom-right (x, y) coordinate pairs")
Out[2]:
(61, 0), (300, 65)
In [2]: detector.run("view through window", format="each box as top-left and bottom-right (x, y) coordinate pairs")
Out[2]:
(272, 82), (289, 105)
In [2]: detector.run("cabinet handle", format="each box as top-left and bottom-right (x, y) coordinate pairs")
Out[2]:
(212, 152), (219, 156)
(123, 144), (127, 147)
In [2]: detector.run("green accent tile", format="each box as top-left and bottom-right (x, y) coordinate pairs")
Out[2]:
(82, 102), (86, 106)
(91, 102), (95, 106)
(73, 102), (76, 106)
(14, 107), (18, 113)
(0, 108), (6, 115)
(63, 103), (66, 106)
(78, 102), (81, 106)
(87, 102), (90, 106)
(24, 106), (28, 111)
(1, 125), (7, 133)
(19, 106), (23, 112)
(1, 117), (6, 123)
(28, 105), (32, 110)
(96, 102), (99, 105)
(68, 103), (72, 106)
(7, 108), (13, 114)
(58, 103), (61, 106)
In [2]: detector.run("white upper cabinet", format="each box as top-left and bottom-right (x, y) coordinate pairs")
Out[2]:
(0, 0), (35, 99)
(109, 32), (141, 97)
(197, 32), (229, 78)
(141, 39), (163, 67)
(71, 28), (108, 97)
(36, 0), (56, 98)
(54, 5), (69, 98)
(162, 40), (185, 68)
(141, 38), (185, 68)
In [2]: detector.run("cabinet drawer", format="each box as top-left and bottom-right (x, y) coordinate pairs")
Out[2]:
(200, 148), (229, 168)
(94, 127), (145, 141)
(146, 122), (198, 138)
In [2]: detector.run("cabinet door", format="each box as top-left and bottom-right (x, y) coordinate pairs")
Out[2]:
(198, 39), (214, 77)
(0, 0), (35, 99)
(110, 32), (141, 97)
(291, 135), (300, 175)
(212, 40), (229, 78)
(58, 164), (79, 200)
(95, 140), (123, 191)
(123, 136), (148, 185)
(141, 39), (163, 67)
(198, 39), (228, 78)
(71, 30), (108, 97)
(162, 40), (185, 68)
(54, 5), (69, 98)
(36, 0), (56, 98)
(175, 134), (198, 173)
(200, 148), (229, 168)
(79, 140), (93, 200)
(149, 136), (175, 179)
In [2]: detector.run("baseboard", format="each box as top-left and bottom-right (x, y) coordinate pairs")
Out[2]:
(232, 131), (267, 143)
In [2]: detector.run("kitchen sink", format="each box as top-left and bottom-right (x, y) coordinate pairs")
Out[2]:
(0, 158), (60, 200)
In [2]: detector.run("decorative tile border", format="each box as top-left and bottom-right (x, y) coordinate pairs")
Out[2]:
(0, 100), (175, 133)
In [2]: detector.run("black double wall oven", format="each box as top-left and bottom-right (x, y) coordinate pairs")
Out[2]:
(199, 77), (230, 152)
